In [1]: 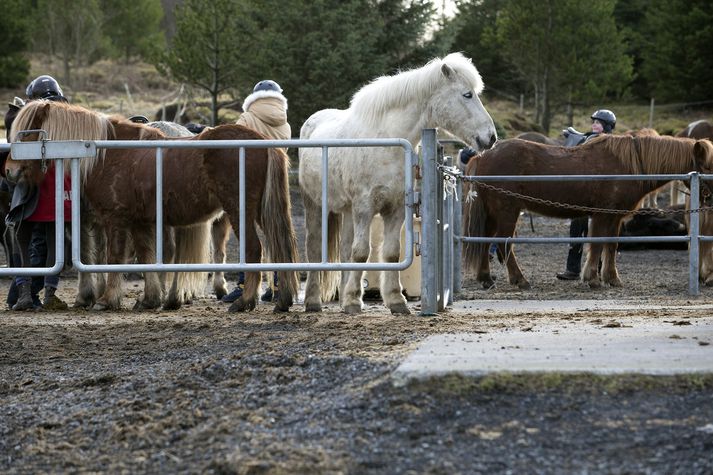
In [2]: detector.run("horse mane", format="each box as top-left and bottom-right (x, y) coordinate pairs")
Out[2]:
(349, 52), (484, 129)
(12, 100), (111, 181)
(596, 134), (697, 174)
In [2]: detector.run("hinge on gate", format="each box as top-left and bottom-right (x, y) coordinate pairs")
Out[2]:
(414, 164), (422, 180)
(415, 230), (421, 256)
(413, 191), (421, 218)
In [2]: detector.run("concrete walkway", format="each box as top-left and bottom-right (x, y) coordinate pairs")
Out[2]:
(394, 300), (713, 383)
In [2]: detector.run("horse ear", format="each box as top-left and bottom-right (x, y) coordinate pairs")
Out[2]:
(441, 63), (455, 79)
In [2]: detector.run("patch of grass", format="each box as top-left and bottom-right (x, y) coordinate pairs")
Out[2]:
(406, 372), (713, 396)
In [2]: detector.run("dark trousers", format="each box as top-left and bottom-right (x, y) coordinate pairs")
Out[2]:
(565, 216), (589, 274)
(7, 222), (60, 306)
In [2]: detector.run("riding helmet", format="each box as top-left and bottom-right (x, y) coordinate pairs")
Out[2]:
(253, 80), (283, 94)
(25, 75), (66, 101)
(590, 109), (616, 133)
(128, 115), (150, 124)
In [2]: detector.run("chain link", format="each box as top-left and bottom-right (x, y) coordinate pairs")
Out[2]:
(438, 165), (713, 217)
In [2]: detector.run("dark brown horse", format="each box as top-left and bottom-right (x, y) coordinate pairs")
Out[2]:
(463, 135), (713, 289)
(5, 100), (299, 312)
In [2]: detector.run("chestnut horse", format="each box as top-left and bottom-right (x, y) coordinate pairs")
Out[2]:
(5, 100), (298, 312)
(463, 134), (713, 289)
(677, 120), (713, 285)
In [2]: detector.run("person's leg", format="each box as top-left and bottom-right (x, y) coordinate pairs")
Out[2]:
(29, 223), (47, 304)
(41, 222), (68, 310)
(221, 271), (245, 303)
(557, 217), (588, 280)
(11, 224), (37, 310)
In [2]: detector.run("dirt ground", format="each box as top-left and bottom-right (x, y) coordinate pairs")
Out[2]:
(2, 205), (713, 473)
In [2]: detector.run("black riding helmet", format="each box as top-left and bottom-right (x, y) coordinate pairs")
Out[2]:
(591, 109), (616, 133)
(25, 75), (67, 101)
(253, 80), (282, 94)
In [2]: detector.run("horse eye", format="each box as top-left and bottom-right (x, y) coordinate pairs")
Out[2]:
(463, 92), (473, 99)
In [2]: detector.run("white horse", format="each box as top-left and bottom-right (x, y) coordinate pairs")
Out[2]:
(299, 52), (497, 314)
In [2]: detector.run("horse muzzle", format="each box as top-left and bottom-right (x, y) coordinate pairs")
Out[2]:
(475, 133), (498, 152)
(4, 167), (24, 184)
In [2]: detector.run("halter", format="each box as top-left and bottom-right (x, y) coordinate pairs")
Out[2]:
(15, 129), (49, 173)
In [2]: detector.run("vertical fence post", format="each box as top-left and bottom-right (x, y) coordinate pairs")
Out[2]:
(453, 172), (463, 295)
(689, 172), (700, 296)
(420, 129), (438, 316)
(443, 155), (453, 306)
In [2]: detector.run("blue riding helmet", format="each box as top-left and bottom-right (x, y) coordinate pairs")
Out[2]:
(26, 75), (66, 101)
(591, 109), (616, 133)
(253, 80), (283, 94)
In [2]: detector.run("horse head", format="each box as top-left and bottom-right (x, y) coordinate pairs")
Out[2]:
(4, 101), (52, 187)
(428, 53), (498, 152)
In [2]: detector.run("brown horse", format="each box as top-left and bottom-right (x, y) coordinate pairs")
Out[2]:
(5, 100), (299, 312)
(677, 120), (713, 285)
(463, 134), (713, 289)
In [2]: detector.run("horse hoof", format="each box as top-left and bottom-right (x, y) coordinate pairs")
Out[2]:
(343, 304), (362, 314)
(228, 298), (257, 312)
(304, 302), (322, 313)
(273, 303), (291, 313)
(517, 281), (531, 290)
(214, 288), (227, 300)
(587, 280), (602, 289)
(481, 280), (496, 290)
(92, 301), (113, 311)
(162, 299), (182, 311)
(389, 303), (410, 315)
(607, 279), (623, 288)
(73, 300), (93, 310)
(133, 299), (161, 311)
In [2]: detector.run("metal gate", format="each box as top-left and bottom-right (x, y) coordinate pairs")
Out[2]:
(1, 137), (418, 277)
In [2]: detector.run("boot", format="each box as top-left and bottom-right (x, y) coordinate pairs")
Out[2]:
(43, 286), (69, 310)
(12, 282), (35, 311)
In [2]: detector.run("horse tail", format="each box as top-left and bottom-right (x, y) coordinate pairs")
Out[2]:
(260, 148), (299, 299)
(173, 223), (211, 300)
(462, 186), (488, 275)
(319, 212), (342, 302)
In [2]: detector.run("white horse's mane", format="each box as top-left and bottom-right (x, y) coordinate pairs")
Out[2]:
(349, 52), (483, 129)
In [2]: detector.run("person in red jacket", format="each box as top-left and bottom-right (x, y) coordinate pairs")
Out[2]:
(5, 75), (71, 310)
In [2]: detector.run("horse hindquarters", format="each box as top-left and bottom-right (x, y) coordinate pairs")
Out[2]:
(259, 148), (299, 312)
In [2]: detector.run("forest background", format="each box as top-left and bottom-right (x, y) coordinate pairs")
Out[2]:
(1, 0), (711, 138)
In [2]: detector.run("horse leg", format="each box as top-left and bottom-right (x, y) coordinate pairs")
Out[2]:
(582, 218), (603, 288)
(75, 205), (106, 308)
(497, 212), (530, 290)
(131, 225), (162, 310)
(303, 195), (323, 312)
(339, 209), (354, 306)
(380, 209), (410, 315)
(227, 213), (262, 312)
(211, 213), (230, 299)
(342, 208), (373, 314)
(476, 214), (497, 289)
(93, 225), (129, 311)
(600, 219), (623, 287)
(160, 225), (176, 299)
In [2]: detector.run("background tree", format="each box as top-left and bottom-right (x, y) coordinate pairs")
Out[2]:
(101, 0), (165, 63)
(33, 0), (106, 88)
(639, 0), (713, 103)
(0, 0), (32, 88)
(155, 0), (250, 125)
(234, 0), (443, 131)
(494, 0), (631, 133)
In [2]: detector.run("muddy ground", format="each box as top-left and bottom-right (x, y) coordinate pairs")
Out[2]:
(2, 204), (713, 473)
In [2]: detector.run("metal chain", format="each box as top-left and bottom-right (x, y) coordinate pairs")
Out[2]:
(438, 165), (713, 216)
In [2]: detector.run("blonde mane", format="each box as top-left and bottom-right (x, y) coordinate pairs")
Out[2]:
(349, 52), (484, 130)
(12, 100), (111, 181)
(598, 134), (699, 174)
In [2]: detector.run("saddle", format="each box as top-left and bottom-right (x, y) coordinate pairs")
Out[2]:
(562, 126), (588, 147)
